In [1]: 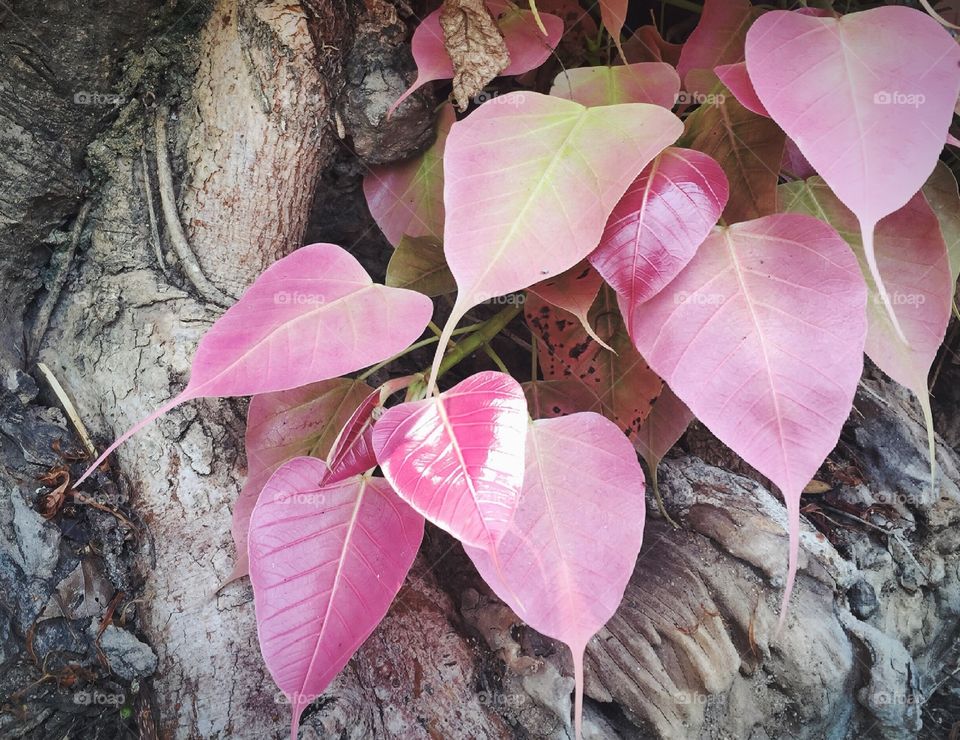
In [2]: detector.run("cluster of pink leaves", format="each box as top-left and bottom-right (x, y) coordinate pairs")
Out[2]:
(74, 2), (960, 738)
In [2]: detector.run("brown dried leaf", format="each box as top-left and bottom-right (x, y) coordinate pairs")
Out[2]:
(440, 0), (511, 111)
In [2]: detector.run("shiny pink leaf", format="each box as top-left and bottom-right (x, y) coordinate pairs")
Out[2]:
(248, 458), (423, 740)
(714, 62), (768, 117)
(589, 147), (729, 320)
(229, 378), (372, 582)
(74, 244), (434, 488)
(549, 63), (680, 108)
(430, 92), (682, 388)
(745, 6), (960, 341)
(625, 214), (868, 617)
(363, 104), (454, 246)
(372, 371), (528, 549)
(388, 2), (564, 115)
(677, 0), (758, 94)
(464, 413), (646, 738)
(528, 261), (608, 348)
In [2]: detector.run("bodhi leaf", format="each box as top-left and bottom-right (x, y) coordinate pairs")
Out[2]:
(440, 0), (510, 111)
(248, 458), (423, 740)
(622, 25), (682, 66)
(228, 378), (372, 582)
(634, 384), (694, 473)
(429, 92), (682, 390)
(525, 289), (663, 441)
(464, 413), (646, 739)
(922, 162), (960, 293)
(625, 214), (868, 619)
(363, 104), (454, 246)
(522, 379), (599, 419)
(589, 147), (729, 320)
(714, 62), (767, 117)
(681, 91), (785, 224)
(527, 260), (608, 348)
(745, 6), (960, 342)
(386, 235), (456, 297)
(73, 243), (433, 488)
(676, 0), (759, 94)
(598, 0), (628, 59)
(549, 63), (681, 108)
(372, 371), (528, 549)
(389, 1), (563, 115)
(779, 178), (953, 481)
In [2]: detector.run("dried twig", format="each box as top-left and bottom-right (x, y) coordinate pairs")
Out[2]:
(36, 362), (98, 458)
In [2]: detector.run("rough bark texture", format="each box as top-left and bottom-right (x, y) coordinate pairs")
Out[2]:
(2, 1), (959, 739)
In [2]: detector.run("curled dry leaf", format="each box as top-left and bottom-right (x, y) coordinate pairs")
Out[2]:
(440, 0), (511, 111)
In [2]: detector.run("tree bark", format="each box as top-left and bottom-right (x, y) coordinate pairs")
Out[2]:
(2, 2), (959, 739)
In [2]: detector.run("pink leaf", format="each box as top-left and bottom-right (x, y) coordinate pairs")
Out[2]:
(622, 25), (682, 65)
(624, 214), (868, 618)
(779, 178), (953, 479)
(325, 375), (418, 485)
(248, 458), (423, 740)
(549, 63), (680, 108)
(464, 413), (646, 738)
(677, 0), (758, 94)
(714, 62), (768, 117)
(371, 371), (528, 549)
(598, 0), (628, 58)
(527, 260), (609, 349)
(229, 378), (372, 582)
(745, 6), (960, 342)
(388, 2), (564, 115)
(430, 91), (681, 389)
(589, 147), (729, 320)
(74, 244), (434, 488)
(781, 138), (816, 180)
(363, 104), (454, 246)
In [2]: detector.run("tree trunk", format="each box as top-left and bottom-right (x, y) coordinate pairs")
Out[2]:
(2, 2), (959, 739)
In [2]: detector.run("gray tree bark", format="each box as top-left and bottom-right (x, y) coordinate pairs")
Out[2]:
(2, 2), (959, 739)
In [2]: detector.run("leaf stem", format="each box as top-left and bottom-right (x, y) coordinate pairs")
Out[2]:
(434, 304), (523, 381)
(357, 324), (483, 381)
(483, 344), (510, 373)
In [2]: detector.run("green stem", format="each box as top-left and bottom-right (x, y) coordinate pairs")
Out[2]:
(434, 304), (522, 380)
(660, 0), (702, 13)
(649, 464), (680, 529)
(359, 323), (485, 382)
(483, 344), (510, 374)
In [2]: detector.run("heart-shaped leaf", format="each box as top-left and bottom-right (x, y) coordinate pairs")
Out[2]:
(745, 6), (960, 340)
(598, 0), (628, 59)
(386, 235), (456, 297)
(75, 243), (434, 488)
(622, 25), (682, 65)
(549, 63), (681, 108)
(522, 379), (599, 419)
(248, 458), (423, 740)
(779, 178), (953, 479)
(677, 0), (758, 94)
(714, 62), (767, 117)
(229, 378), (372, 581)
(634, 384), (694, 475)
(624, 214), (868, 616)
(464, 413), (646, 738)
(430, 92), (682, 388)
(364, 105), (454, 246)
(525, 289), (663, 441)
(527, 260), (608, 348)
(372, 371), (528, 548)
(681, 92), (784, 224)
(589, 147), (728, 318)
(389, 1), (563, 115)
